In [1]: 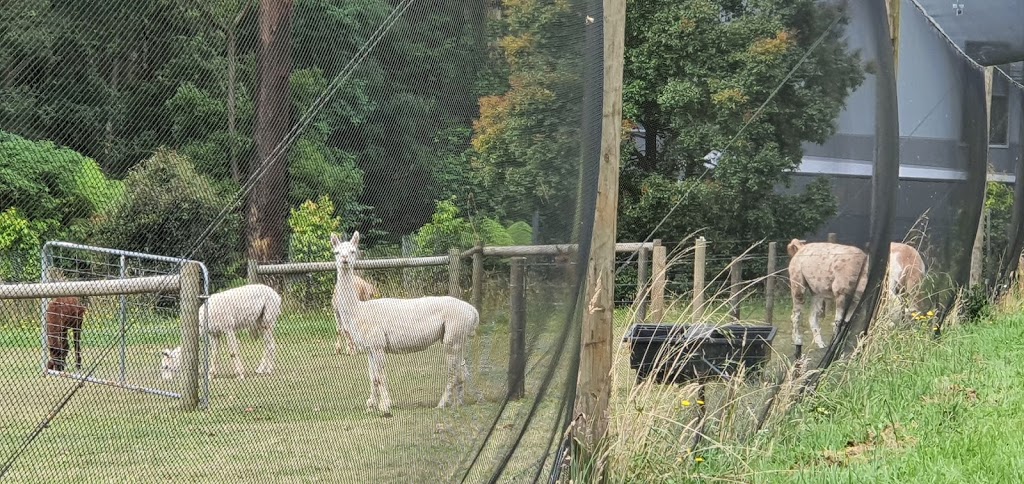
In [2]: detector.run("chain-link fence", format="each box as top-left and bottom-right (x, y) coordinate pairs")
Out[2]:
(3, 0), (1024, 481)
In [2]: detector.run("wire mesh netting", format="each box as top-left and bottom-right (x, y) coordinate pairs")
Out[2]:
(3, 0), (1024, 481)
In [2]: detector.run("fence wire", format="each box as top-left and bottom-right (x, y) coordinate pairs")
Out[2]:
(2, 0), (1023, 482)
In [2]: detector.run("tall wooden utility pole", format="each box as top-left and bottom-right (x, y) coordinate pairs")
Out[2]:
(573, 0), (626, 476)
(970, 66), (994, 286)
(885, 0), (900, 75)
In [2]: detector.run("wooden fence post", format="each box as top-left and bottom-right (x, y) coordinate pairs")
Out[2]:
(633, 247), (649, 322)
(729, 257), (742, 321)
(246, 259), (258, 285)
(448, 248), (462, 298)
(472, 242), (484, 314)
(179, 262), (202, 411)
(650, 239), (666, 323)
(693, 237), (707, 322)
(765, 242), (777, 326)
(508, 257), (526, 400)
(827, 232), (837, 244)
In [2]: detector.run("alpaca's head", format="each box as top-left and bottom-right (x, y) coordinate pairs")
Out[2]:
(787, 238), (807, 257)
(330, 231), (361, 270)
(159, 347), (182, 380)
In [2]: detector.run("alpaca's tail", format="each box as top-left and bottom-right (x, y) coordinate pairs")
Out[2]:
(470, 306), (481, 337)
(253, 293), (283, 339)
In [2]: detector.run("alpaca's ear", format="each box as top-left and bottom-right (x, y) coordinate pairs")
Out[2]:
(330, 233), (341, 249)
(351, 231), (360, 247)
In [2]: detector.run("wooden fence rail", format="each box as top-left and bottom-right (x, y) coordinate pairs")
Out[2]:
(0, 275), (181, 299)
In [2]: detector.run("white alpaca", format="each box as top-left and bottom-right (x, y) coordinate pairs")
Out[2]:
(335, 275), (379, 356)
(331, 231), (479, 416)
(160, 283), (282, 380)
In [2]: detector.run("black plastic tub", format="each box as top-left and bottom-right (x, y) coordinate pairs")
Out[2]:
(623, 323), (777, 384)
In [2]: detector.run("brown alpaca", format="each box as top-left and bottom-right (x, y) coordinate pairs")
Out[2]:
(45, 297), (87, 372)
(787, 239), (868, 351)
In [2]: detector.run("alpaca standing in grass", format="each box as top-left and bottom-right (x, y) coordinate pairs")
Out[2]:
(45, 296), (87, 372)
(886, 242), (926, 313)
(787, 239), (868, 352)
(335, 275), (379, 356)
(331, 232), (479, 417)
(160, 283), (281, 380)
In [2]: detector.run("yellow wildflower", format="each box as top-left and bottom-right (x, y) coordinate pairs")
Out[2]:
(697, 400), (705, 405)
(681, 400), (691, 407)
(694, 456), (705, 463)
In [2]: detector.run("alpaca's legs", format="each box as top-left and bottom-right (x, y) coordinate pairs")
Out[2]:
(207, 335), (219, 377)
(365, 352), (379, 411)
(367, 350), (392, 416)
(790, 289), (805, 348)
(339, 325), (352, 352)
(73, 328), (82, 370)
(340, 329), (356, 356)
(810, 297), (827, 349)
(256, 328), (276, 374)
(346, 331), (357, 355)
(335, 321), (357, 356)
(438, 343), (464, 409)
(224, 330), (245, 379)
(456, 358), (469, 406)
(831, 294), (849, 342)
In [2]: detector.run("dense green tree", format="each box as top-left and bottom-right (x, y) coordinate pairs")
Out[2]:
(290, 0), (487, 242)
(0, 131), (123, 232)
(619, 0), (863, 251)
(467, 0), (585, 241)
(89, 149), (243, 278)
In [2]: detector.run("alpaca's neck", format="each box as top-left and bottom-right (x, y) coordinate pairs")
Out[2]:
(333, 267), (361, 315)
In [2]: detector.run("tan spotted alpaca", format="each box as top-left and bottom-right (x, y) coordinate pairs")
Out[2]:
(885, 242), (926, 313)
(787, 239), (869, 351)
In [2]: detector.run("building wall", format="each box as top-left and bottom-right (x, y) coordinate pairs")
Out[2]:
(790, 0), (1023, 248)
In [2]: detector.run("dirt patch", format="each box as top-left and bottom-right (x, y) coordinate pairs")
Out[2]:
(820, 422), (916, 467)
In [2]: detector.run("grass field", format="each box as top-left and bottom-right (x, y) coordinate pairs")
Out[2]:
(678, 298), (1024, 483)
(1, 273), (928, 482)
(601, 286), (1024, 483)
(0, 291), (578, 482)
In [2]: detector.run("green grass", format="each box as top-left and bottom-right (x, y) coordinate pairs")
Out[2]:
(742, 311), (1024, 483)
(0, 296), (576, 482)
(612, 299), (1024, 483)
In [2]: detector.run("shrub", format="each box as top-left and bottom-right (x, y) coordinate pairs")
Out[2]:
(287, 195), (342, 305)
(413, 199), (475, 256)
(0, 207), (51, 282)
(89, 149), (243, 279)
(506, 221), (533, 246)
(412, 198), (530, 255)
(0, 130), (123, 236)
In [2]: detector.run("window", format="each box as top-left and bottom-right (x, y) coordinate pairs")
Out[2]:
(989, 74), (1009, 146)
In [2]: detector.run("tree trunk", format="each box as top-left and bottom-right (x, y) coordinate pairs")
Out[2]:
(248, 0), (295, 264)
(640, 107), (657, 172)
